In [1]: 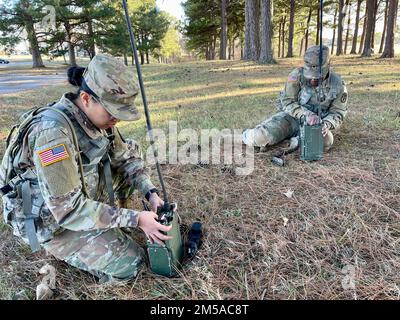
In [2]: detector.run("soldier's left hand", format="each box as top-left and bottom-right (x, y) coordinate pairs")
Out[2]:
(149, 193), (178, 212)
(149, 193), (164, 212)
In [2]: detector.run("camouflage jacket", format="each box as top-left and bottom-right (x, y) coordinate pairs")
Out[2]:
(0, 93), (155, 245)
(278, 67), (348, 129)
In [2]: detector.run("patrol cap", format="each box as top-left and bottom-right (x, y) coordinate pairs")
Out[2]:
(83, 54), (140, 121)
(303, 45), (330, 80)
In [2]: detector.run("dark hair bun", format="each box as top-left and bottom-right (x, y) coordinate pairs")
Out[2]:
(67, 66), (85, 87)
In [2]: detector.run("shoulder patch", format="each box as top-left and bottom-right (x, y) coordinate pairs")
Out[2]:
(288, 74), (298, 82)
(287, 68), (300, 83)
(37, 144), (70, 167)
(340, 92), (348, 103)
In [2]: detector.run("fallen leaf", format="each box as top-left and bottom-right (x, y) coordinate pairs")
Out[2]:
(36, 264), (56, 300)
(283, 217), (289, 227)
(36, 283), (53, 300)
(283, 189), (294, 198)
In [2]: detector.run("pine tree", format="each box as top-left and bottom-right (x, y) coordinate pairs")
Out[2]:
(0, 0), (45, 67)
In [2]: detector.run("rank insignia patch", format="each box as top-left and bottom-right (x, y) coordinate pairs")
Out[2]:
(38, 144), (69, 167)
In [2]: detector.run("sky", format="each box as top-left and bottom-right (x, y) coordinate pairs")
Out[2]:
(156, 0), (185, 21)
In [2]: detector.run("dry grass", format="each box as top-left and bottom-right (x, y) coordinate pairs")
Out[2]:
(0, 55), (399, 300)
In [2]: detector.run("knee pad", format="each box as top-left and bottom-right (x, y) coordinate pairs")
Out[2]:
(242, 127), (272, 147)
(324, 131), (334, 152)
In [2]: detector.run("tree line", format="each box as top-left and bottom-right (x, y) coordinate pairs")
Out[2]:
(1, 0), (398, 68)
(183, 0), (399, 62)
(0, 0), (182, 68)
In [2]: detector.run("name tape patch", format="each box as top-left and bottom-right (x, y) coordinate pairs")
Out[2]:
(38, 144), (70, 167)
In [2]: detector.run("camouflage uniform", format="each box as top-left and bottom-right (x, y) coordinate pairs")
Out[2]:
(0, 55), (155, 280)
(242, 45), (348, 151)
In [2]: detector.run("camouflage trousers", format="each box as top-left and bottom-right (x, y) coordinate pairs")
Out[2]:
(242, 111), (334, 151)
(43, 173), (144, 281)
(43, 228), (144, 281)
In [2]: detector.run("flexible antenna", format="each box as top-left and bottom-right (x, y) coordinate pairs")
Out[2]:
(122, 0), (169, 204)
(318, 0), (324, 120)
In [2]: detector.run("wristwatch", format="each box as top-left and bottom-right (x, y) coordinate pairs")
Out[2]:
(145, 188), (159, 201)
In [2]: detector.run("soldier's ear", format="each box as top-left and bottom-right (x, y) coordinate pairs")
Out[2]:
(80, 91), (91, 108)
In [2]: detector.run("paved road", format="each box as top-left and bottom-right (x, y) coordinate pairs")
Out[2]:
(0, 74), (67, 94)
(0, 60), (32, 67)
(0, 61), (68, 94)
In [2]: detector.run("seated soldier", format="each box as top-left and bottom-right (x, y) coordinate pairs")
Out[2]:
(242, 45), (348, 152)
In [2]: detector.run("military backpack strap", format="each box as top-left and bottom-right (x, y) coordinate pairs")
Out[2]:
(6, 125), (18, 149)
(20, 180), (41, 252)
(2, 107), (45, 184)
(299, 67), (305, 87)
(102, 128), (116, 207)
(101, 154), (115, 207)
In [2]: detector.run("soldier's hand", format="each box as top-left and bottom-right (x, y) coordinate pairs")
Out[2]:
(149, 193), (164, 213)
(306, 112), (320, 125)
(322, 122), (330, 137)
(138, 211), (173, 246)
(149, 193), (178, 213)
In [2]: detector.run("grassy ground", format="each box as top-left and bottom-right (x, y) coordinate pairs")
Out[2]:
(0, 55), (399, 300)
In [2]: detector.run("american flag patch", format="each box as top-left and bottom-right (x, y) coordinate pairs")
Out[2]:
(37, 144), (69, 167)
(288, 74), (297, 82)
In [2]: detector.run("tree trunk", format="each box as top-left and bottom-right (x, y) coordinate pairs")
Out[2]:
(344, 0), (352, 54)
(146, 50), (149, 64)
(220, 0), (228, 59)
(232, 38), (236, 60)
(140, 51), (145, 65)
(281, 15), (286, 58)
(379, 0), (389, 53)
(278, 21), (281, 58)
(21, 0), (44, 68)
(228, 37), (232, 60)
(370, 0), (378, 49)
(259, 0), (274, 63)
(286, 0), (295, 57)
(87, 18), (96, 59)
(350, 0), (362, 54)
(358, 11), (367, 53)
(305, 7), (312, 53)
(123, 53), (128, 66)
(244, 0), (251, 59)
(248, 0), (260, 60)
(300, 36), (304, 56)
(64, 21), (76, 67)
(331, 5), (338, 54)
(380, 0), (399, 57)
(298, 22), (304, 55)
(361, 0), (376, 56)
(213, 31), (217, 59)
(68, 43), (76, 66)
(336, 0), (345, 55)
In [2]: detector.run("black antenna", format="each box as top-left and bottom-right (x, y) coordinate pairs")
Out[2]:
(122, 0), (169, 204)
(318, 0), (324, 120)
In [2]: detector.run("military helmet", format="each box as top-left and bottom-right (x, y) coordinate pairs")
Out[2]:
(303, 45), (330, 80)
(83, 54), (140, 121)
